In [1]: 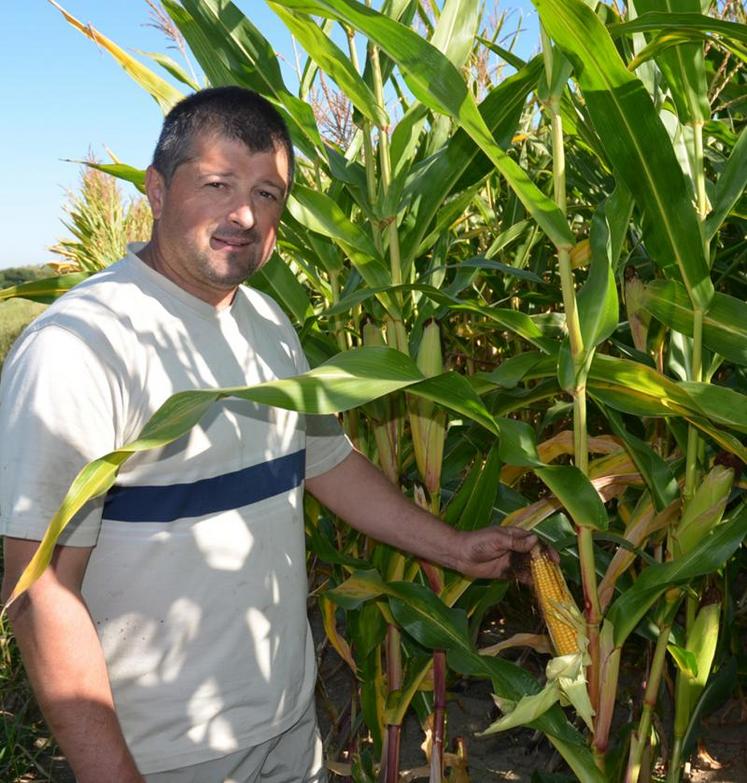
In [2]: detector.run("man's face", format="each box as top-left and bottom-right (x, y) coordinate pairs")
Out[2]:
(145, 132), (290, 304)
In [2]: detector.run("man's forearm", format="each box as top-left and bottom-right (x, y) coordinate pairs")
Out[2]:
(6, 579), (143, 783)
(307, 449), (462, 567)
(306, 450), (537, 580)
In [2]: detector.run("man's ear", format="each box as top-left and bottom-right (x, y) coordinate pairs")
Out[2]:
(144, 166), (166, 220)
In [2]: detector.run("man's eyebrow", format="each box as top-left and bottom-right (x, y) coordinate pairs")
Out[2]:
(257, 177), (286, 193)
(198, 170), (238, 179)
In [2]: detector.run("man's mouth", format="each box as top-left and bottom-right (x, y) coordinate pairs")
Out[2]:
(211, 235), (253, 249)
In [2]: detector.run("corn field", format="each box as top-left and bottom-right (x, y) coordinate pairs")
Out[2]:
(2, 1), (746, 781)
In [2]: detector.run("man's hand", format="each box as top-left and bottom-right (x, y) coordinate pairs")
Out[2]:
(452, 526), (537, 580)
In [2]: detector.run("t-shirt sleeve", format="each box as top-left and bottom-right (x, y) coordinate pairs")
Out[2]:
(0, 325), (119, 547)
(292, 345), (353, 480)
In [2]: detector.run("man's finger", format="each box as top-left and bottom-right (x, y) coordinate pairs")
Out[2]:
(500, 526), (537, 552)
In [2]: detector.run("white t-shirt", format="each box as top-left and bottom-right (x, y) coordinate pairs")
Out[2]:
(0, 245), (351, 773)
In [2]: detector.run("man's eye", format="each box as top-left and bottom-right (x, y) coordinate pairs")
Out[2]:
(259, 190), (278, 202)
(206, 182), (226, 189)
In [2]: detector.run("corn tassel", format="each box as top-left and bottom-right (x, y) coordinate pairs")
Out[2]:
(530, 546), (582, 657)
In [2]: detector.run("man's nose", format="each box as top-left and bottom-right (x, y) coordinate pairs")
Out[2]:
(228, 201), (255, 230)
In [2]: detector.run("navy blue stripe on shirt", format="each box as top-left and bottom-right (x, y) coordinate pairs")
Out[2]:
(102, 449), (306, 523)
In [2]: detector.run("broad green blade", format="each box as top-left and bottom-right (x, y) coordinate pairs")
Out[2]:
(49, 1), (183, 113)
(534, 465), (609, 530)
(273, 0), (574, 250)
(287, 187), (397, 315)
(634, 0), (709, 124)
(251, 255), (312, 324)
(451, 443), (502, 532)
(599, 404), (679, 511)
(430, 0), (481, 69)
(267, 3), (387, 127)
(606, 504), (747, 646)
(534, 0), (713, 309)
(704, 126), (747, 241)
(610, 12), (747, 47)
(400, 58), (542, 265)
(577, 198), (621, 351)
(641, 280), (747, 366)
(679, 382), (747, 434)
(322, 283), (556, 353)
(166, 0), (323, 160)
(0, 273), (92, 304)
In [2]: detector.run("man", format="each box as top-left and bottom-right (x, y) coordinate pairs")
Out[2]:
(0, 87), (536, 783)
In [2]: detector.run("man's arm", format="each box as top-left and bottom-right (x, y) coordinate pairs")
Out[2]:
(2, 539), (144, 783)
(306, 449), (536, 579)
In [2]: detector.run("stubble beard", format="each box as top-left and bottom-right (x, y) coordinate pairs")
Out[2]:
(196, 234), (267, 288)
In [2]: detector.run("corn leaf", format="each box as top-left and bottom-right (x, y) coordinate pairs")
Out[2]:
(598, 404), (679, 511)
(400, 58), (542, 266)
(641, 280), (747, 366)
(251, 254), (312, 324)
(266, 3), (387, 127)
(430, 0), (482, 70)
(633, 0), (709, 124)
(287, 186), (395, 303)
(704, 125), (747, 241)
(534, 466), (609, 530)
(272, 0), (574, 250)
(610, 12), (747, 47)
(606, 504), (747, 647)
(48, 1), (183, 114)
(164, 0), (323, 160)
(534, 0), (713, 309)
(0, 273), (92, 304)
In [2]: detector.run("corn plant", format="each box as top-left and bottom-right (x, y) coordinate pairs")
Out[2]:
(3, 1), (746, 781)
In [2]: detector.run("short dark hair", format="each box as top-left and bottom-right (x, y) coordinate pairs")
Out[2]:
(152, 86), (295, 187)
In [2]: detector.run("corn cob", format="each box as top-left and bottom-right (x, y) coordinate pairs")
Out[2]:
(530, 545), (580, 656)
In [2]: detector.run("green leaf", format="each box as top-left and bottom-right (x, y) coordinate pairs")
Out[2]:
(430, 0), (481, 70)
(0, 273), (92, 304)
(680, 382), (747, 434)
(577, 199), (621, 353)
(454, 444), (502, 532)
(633, 0), (709, 124)
(599, 404), (679, 511)
(167, 0), (323, 159)
(267, 3), (388, 127)
(641, 280), (747, 366)
(477, 36), (527, 70)
(251, 254), (312, 324)
(275, 0), (574, 250)
(668, 644), (698, 677)
(287, 186), (394, 298)
(534, 0), (713, 309)
(534, 466), (609, 531)
(607, 504), (747, 647)
(610, 12), (747, 48)
(705, 126), (747, 241)
(400, 58), (542, 266)
(50, 1), (184, 113)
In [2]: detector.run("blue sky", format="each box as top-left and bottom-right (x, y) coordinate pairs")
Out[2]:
(2, 1), (539, 270)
